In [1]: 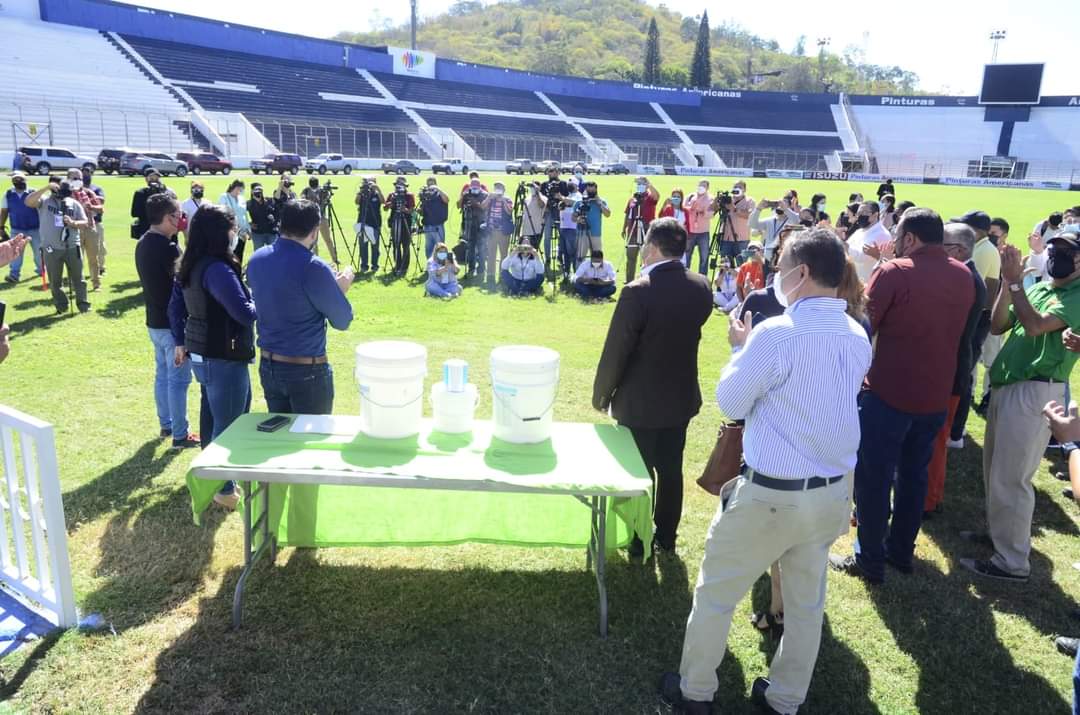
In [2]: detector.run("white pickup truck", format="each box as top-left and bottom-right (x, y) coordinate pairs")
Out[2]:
(304, 153), (359, 175)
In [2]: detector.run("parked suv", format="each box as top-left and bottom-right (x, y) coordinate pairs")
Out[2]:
(251, 153), (303, 175)
(431, 158), (469, 175)
(380, 159), (420, 175)
(20, 146), (96, 175)
(505, 158), (535, 174)
(176, 152), (232, 175)
(97, 147), (137, 174)
(119, 152), (188, 177)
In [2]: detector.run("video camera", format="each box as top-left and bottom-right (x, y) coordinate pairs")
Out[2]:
(316, 179), (338, 205)
(573, 198), (595, 226)
(716, 190), (733, 208)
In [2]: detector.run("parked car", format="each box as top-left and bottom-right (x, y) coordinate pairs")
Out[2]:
(251, 153), (303, 175)
(381, 159), (420, 175)
(532, 160), (562, 174)
(602, 163), (631, 175)
(586, 163), (605, 174)
(97, 147), (137, 174)
(505, 158), (535, 174)
(304, 153), (358, 175)
(561, 161), (586, 174)
(20, 146), (96, 175)
(431, 158), (470, 175)
(119, 152), (188, 177)
(176, 152), (233, 175)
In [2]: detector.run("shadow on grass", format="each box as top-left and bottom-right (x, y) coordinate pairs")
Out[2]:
(9, 311), (74, 336)
(131, 548), (699, 713)
(0, 628), (64, 700)
(63, 439), (180, 529)
(99, 290), (144, 320)
(109, 280), (142, 293)
(10, 296), (54, 311)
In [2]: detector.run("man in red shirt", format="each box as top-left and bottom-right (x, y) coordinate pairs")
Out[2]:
(621, 175), (659, 282)
(830, 208), (975, 584)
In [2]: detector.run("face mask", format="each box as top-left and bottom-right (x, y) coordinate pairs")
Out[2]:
(436, 251), (448, 261)
(635, 183), (646, 193)
(775, 208), (786, 217)
(671, 196), (682, 206)
(592, 261), (602, 269)
(228, 232), (239, 253)
(70, 179), (83, 191)
(574, 172), (583, 179)
(253, 191), (263, 199)
(1048, 248), (1077, 279)
(855, 215), (870, 229)
(775, 266), (805, 309)
(495, 188), (504, 196)
(697, 185), (707, 195)
(800, 218), (813, 227)
(192, 189), (204, 199)
(818, 202), (826, 212)
(587, 190), (597, 198)
(1064, 224), (1080, 235)
(12, 180), (25, 191)
(57, 185), (71, 199)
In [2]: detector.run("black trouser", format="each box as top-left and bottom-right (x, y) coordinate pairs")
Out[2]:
(951, 310), (992, 441)
(629, 422), (689, 548)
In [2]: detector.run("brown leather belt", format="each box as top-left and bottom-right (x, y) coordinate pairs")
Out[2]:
(261, 351), (328, 365)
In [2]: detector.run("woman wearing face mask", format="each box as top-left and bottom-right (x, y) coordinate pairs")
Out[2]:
(683, 180), (717, 276)
(659, 188), (691, 234)
(810, 193), (827, 222)
(180, 181), (207, 244)
(177, 205), (256, 508)
(219, 179), (251, 263)
(879, 194), (897, 231)
(425, 242), (461, 299)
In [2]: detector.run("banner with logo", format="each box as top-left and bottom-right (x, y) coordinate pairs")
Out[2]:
(388, 47), (436, 79)
(674, 167), (754, 178)
(808, 171), (849, 181)
(765, 170), (805, 179)
(846, 172), (925, 184)
(940, 177), (1070, 190)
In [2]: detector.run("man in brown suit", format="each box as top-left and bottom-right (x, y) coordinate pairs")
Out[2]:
(593, 217), (714, 555)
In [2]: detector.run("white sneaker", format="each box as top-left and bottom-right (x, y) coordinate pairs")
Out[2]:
(946, 438), (964, 449)
(213, 487), (240, 510)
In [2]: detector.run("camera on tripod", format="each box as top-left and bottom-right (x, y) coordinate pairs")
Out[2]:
(316, 180), (338, 205)
(573, 198), (594, 226)
(716, 190), (733, 208)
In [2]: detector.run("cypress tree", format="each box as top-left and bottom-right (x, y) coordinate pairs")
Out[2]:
(690, 11), (712, 89)
(643, 18), (661, 84)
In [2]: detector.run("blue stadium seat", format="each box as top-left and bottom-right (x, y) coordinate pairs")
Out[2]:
(549, 93), (661, 122)
(371, 72), (552, 115)
(415, 110), (579, 138)
(664, 97), (838, 132)
(684, 130), (842, 151)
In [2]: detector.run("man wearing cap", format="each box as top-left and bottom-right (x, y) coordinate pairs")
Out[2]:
(621, 176), (660, 282)
(26, 177), (91, 314)
(130, 169), (174, 239)
(355, 176), (384, 273)
(81, 167), (106, 276)
(1, 171), (41, 284)
(500, 238), (545, 296)
(959, 232), (1080, 582)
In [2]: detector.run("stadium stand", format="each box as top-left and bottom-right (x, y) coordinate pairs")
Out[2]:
(371, 72), (553, 115)
(549, 93), (663, 123)
(663, 96), (839, 132)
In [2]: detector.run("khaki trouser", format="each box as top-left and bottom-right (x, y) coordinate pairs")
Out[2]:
(314, 219), (338, 263)
(79, 226), (103, 288)
(94, 221), (106, 270)
(679, 475), (851, 714)
(983, 379), (1065, 576)
(487, 231), (509, 280)
(976, 333), (1004, 400)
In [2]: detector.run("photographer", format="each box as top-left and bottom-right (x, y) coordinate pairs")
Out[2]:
(683, 180), (716, 275)
(130, 169), (175, 239)
(500, 238), (544, 296)
(559, 182), (583, 275)
(355, 176), (384, 273)
(750, 194), (800, 273)
(301, 176), (339, 264)
(419, 177), (449, 259)
(621, 176), (659, 281)
(521, 181), (545, 247)
(457, 177), (488, 280)
(1035, 211), (1064, 241)
(459, 171), (488, 196)
(574, 181), (611, 266)
(718, 180), (756, 267)
(247, 183), (278, 251)
(425, 241), (462, 299)
(573, 248), (616, 302)
(273, 175), (296, 215)
(538, 165), (569, 264)
(482, 181), (513, 286)
(384, 176), (417, 276)
(26, 177), (90, 314)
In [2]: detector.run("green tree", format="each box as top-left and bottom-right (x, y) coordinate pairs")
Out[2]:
(643, 17), (661, 84)
(689, 10), (711, 89)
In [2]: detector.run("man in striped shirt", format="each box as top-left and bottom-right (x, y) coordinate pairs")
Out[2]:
(660, 229), (871, 715)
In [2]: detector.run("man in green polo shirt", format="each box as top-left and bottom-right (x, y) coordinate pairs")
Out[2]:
(961, 232), (1080, 582)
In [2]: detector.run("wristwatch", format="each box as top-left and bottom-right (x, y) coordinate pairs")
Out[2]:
(1008, 283), (1023, 293)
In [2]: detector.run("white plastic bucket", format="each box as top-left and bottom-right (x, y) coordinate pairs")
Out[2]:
(354, 341), (428, 439)
(490, 345), (560, 444)
(431, 382), (478, 434)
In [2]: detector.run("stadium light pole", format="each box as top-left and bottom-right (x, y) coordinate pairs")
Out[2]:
(410, 0), (418, 50)
(817, 37), (831, 88)
(989, 30), (1006, 63)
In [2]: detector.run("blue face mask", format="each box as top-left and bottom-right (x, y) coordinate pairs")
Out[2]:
(436, 251), (448, 261)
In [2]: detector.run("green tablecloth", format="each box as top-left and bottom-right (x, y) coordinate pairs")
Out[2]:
(186, 414), (653, 551)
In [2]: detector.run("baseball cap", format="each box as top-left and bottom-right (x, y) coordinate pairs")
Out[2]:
(949, 210), (992, 232)
(10, 171), (26, 179)
(1049, 233), (1080, 250)
(747, 244), (763, 253)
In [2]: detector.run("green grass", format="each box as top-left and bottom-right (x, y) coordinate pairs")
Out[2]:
(1, 172), (1079, 713)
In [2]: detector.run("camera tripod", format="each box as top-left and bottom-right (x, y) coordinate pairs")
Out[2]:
(708, 205), (736, 284)
(459, 204), (486, 281)
(382, 207), (414, 277)
(323, 197), (356, 271)
(624, 198), (647, 283)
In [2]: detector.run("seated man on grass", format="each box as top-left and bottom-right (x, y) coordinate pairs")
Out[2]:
(573, 249), (617, 301)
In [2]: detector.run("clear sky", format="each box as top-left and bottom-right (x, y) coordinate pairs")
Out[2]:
(121, 0), (1079, 95)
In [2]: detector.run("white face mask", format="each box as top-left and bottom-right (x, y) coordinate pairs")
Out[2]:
(436, 251), (448, 261)
(228, 231), (239, 253)
(671, 195), (682, 206)
(70, 179), (83, 191)
(592, 261), (602, 269)
(775, 266), (805, 309)
(818, 202), (826, 212)
(635, 183), (646, 193)
(732, 188), (743, 197)
(697, 185), (707, 195)
(495, 188), (504, 196)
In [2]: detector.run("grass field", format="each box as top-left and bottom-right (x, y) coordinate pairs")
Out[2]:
(1, 171), (1079, 713)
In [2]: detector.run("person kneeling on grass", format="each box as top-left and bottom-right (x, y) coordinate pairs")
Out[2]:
(426, 242), (462, 299)
(501, 238), (545, 296)
(573, 249), (616, 301)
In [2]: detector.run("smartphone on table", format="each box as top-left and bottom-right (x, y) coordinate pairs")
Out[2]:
(256, 415), (291, 433)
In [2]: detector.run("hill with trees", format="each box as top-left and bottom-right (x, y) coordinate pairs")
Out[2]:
(337, 0), (920, 94)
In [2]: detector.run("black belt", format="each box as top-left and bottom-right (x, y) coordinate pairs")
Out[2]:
(1028, 375), (1056, 383)
(747, 468), (844, 492)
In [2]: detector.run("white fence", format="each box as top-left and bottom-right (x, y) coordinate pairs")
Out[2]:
(0, 406), (76, 628)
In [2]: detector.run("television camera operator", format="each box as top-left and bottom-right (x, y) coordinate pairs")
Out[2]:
(130, 169), (175, 239)
(301, 176), (340, 264)
(355, 176), (384, 273)
(717, 180), (756, 267)
(519, 180), (546, 247)
(538, 165), (569, 269)
(384, 176), (417, 276)
(457, 177), (489, 281)
(500, 238), (545, 296)
(574, 181), (611, 266)
(481, 181), (514, 287)
(621, 175), (659, 282)
(247, 183), (278, 250)
(419, 177), (449, 259)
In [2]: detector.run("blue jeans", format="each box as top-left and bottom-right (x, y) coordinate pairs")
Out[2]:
(423, 224), (446, 259)
(191, 357), (251, 441)
(259, 359), (334, 415)
(359, 229), (380, 271)
(720, 240), (748, 267)
(147, 328), (192, 440)
(558, 227), (578, 272)
(685, 231), (710, 275)
(574, 282), (616, 300)
(501, 270), (544, 295)
(466, 232), (489, 280)
(1073, 646), (1080, 715)
(7, 228), (41, 280)
(251, 232), (277, 251)
(426, 279), (461, 298)
(854, 391), (946, 580)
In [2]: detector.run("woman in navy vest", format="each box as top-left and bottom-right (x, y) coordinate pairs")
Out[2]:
(178, 204), (256, 509)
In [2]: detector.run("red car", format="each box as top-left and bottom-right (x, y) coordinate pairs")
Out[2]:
(176, 152), (233, 175)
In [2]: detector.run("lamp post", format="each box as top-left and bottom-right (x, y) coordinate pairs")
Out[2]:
(989, 30), (1006, 63)
(410, 0), (418, 50)
(817, 37), (831, 88)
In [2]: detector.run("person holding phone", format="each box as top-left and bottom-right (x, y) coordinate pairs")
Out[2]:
(500, 238), (545, 296)
(572, 249), (616, 302)
(425, 242), (461, 299)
